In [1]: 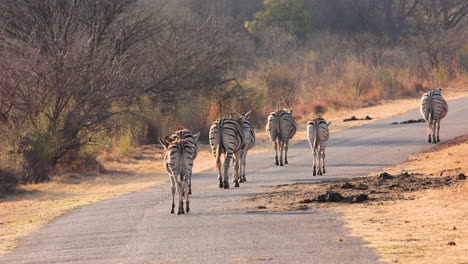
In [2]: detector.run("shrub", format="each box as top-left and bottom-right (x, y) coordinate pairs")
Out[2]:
(0, 169), (19, 195)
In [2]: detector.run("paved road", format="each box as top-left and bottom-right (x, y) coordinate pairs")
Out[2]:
(3, 98), (468, 264)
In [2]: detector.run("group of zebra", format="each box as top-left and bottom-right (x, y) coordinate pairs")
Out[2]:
(157, 109), (330, 214)
(158, 90), (448, 215)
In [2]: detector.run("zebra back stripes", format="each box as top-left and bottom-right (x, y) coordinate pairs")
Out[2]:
(209, 116), (244, 188)
(420, 89), (448, 143)
(170, 129), (199, 158)
(266, 109), (296, 166)
(307, 117), (331, 176)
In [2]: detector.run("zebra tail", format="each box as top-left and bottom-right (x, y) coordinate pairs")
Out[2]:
(214, 122), (223, 172)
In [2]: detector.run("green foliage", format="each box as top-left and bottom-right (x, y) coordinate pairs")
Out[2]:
(245, 0), (312, 37)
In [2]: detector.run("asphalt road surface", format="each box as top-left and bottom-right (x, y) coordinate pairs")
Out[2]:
(2, 97), (468, 264)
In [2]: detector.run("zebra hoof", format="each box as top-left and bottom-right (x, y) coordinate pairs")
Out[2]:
(313, 171), (316, 176)
(171, 209), (174, 214)
(243, 177), (247, 182)
(280, 163), (284, 166)
(323, 169), (326, 174)
(437, 138), (440, 142)
(186, 207), (190, 213)
(224, 182), (230, 189)
(275, 161), (279, 166)
(235, 182), (239, 188)
(219, 181), (223, 188)
(428, 138), (431, 143)
(285, 160), (288, 164)
(188, 190), (192, 195)
(240, 178), (244, 183)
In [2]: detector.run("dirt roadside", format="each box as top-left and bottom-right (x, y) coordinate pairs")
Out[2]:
(244, 135), (467, 264)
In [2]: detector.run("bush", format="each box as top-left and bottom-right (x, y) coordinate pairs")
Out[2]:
(0, 169), (19, 195)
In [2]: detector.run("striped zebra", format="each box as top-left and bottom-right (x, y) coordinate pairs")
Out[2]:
(169, 129), (200, 195)
(266, 109), (297, 166)
(307, 116), (331, 176)
(158, 137), (197, 215)
(209, 114), (244, 189)
(239, 111), (256, 182)
(420, 89), (448, 143)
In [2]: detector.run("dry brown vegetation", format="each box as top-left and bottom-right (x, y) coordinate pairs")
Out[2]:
(244, 136), (468, 264)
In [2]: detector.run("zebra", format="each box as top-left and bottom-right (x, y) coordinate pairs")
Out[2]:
(169, 129), (200, 195)
(158, 137), (196, 215)
(307, 116), (331, 176)
(266, 109), (297, 166)
(420, 89), (448, 143)
(209, 114), (244, 189)
(238, 110), (256, 182)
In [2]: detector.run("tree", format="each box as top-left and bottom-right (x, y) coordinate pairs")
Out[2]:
(245, 0), (312, 37)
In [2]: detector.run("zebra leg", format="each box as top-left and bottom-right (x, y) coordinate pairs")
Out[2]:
(223, 153), (232, 189)
(233, 153), (240, 187)
(432, 120), (437, 144)
(274, 140), (279, 166)
(284, 139), (289, 164)
(317, 149), (323, 175)
(436, 120), (441, 142)
(427, 122), (432, 143)
(279, 140), (285, 166)
(170, 177), (176, 214)
(177, 182), (184, 215)
(217, 153), (223, 188)
(239, 147), (246, 183)
(188, 172), (192, 195)
(313, 148), (317, 176)
(242, 150), (247, 182)
(322, 146), (326, 174)
(185, 177), (190, 213)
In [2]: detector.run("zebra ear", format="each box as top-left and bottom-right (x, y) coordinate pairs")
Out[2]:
(327, 121), (332, 127)
(244, 110), (251, 120)
(193, 132), (200, 142)
(158, 137), (169, 149)
(289, 109), (293, 115)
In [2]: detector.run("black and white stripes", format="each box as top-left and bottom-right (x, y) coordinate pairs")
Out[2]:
(420, 89), (448, 143)
(159, 136), (195, 215)
(209, 114), (244, 189)
(239, 111), (256, 182)
(307, 117), (331, 176)
(266, 109), (297, 166)
(169, 129), (200, 195)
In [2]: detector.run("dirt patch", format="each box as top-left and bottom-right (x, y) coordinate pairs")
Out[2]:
(245, 171), (465, 211)
(391, 118), (425, 125)
(343, 116), (373, 122)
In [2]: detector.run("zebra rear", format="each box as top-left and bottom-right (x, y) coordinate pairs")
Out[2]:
(266, 109), (296, 166)
(239, 111), (255, 182)
(420, 89), (448, 143)
(209, 115), (244, 189)
(307, 117), (331, 176)
(169, 129), (200, 195)
(159, 138), (193, 215)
